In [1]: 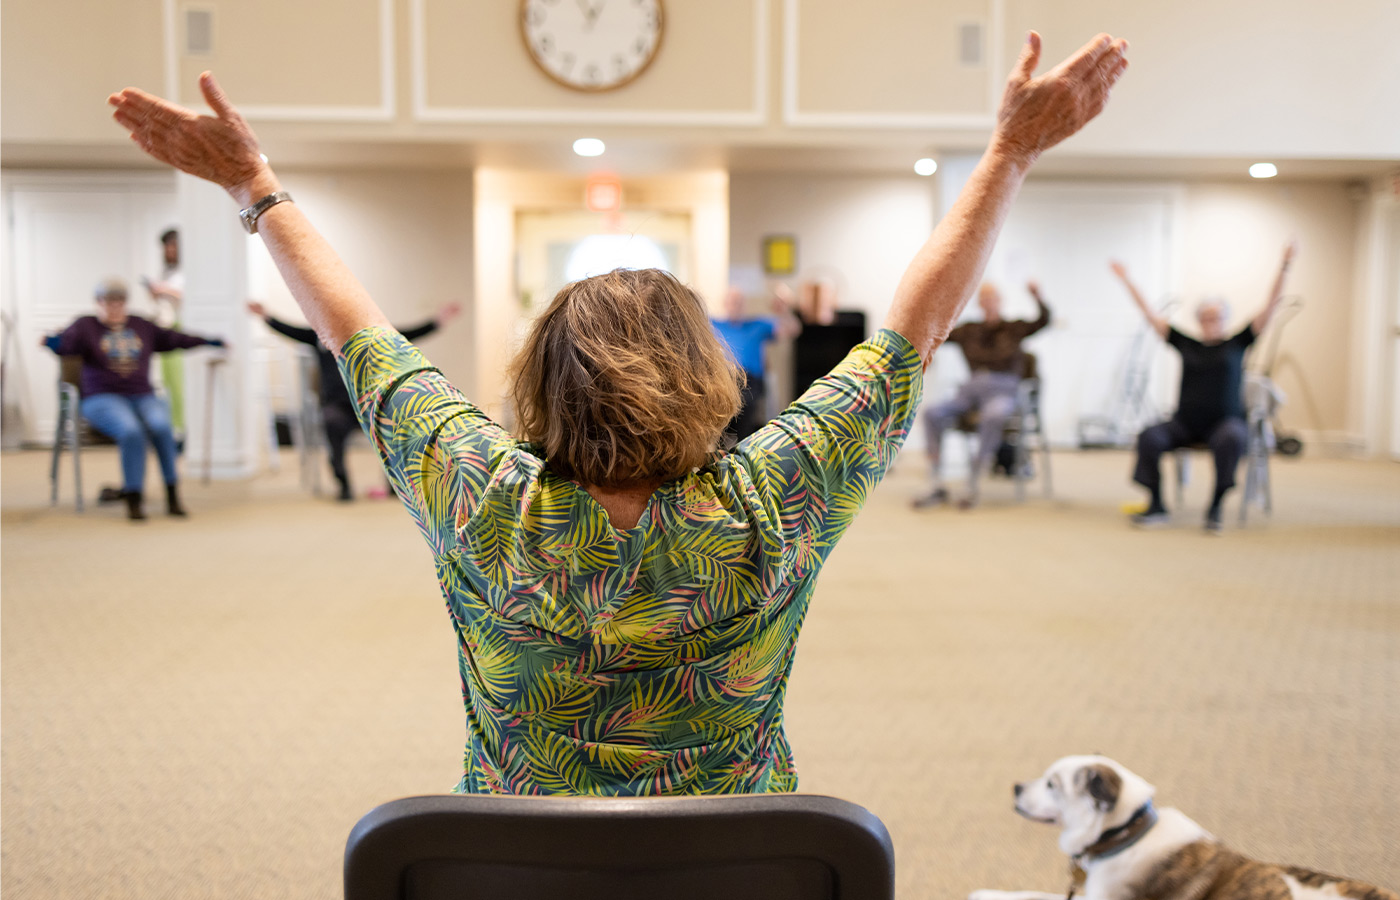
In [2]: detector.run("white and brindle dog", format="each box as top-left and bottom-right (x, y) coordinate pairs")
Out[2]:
(970, 755), (1397, 900)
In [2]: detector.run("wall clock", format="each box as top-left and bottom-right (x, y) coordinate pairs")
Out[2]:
(520, 0), (664, 93)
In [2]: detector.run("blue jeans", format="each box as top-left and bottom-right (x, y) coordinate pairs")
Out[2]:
(80, 393), (180, 493)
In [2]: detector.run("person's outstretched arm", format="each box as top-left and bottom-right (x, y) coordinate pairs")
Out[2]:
(1023, 280), (1052, 336)
(1109, 260), (1168, 339)
(396, 302), (461, 342)
(152, 323), (224, 352)
(110, 73), (390, 352)
(1252, 240), (1297, 335)
(885, 32), (1128, 363)
(247, 300), (318, 346)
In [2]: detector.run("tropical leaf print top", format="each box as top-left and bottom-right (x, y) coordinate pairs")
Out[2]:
(339, 326), (923, 795)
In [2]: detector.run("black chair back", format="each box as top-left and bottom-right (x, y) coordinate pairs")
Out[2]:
(345, 793), (895, 900)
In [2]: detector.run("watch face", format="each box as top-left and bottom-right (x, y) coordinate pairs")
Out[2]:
(520, 0), (664, 92)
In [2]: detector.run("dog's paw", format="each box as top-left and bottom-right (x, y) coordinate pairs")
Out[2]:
(969, 890), (1014, 900)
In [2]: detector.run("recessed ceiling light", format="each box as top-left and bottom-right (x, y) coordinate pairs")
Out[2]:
(914, 157), (938, 176)
(1249, 162), (1278, 179)
(573, 138), (605, 158)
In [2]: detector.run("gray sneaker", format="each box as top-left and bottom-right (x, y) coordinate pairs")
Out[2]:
(1203, 510), (1223, 535)
(1130, 510), (1171, 528)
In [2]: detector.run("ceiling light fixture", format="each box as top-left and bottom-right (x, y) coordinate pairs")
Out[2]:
(914, 157), (938, 176)
(1249, 162), (1278, 179)
(573, 138), (606, 158)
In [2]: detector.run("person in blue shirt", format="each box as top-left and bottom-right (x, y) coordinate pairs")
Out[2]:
(711, 285), (801, 441)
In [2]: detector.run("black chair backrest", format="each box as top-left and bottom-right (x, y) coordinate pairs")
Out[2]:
(344, 793), (895, 900)
(1021, 351), (1038, 382)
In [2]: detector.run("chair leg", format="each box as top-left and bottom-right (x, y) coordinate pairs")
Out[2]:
(203, 361), (218, 485)
(1174, 452), (1188, 510)
(1041, 435), (1053, 499)
(1013, 422), (1027, 504)
(50, 400), (64, 506)
(1262, 451), (1272, 516)
(72, 414), (83, 513)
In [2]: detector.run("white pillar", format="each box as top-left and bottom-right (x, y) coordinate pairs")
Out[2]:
(177, 172), (258, 479)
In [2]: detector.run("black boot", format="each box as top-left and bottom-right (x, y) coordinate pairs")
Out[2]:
(166, 484), (188, 517)
(124, 491), (146, 521)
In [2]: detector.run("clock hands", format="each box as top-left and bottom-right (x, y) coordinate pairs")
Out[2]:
(576, 0), (605, 30)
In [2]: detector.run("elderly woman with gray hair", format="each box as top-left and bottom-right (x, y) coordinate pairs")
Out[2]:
(43, 278), (225, 520)
(1113, 241), (1296, 534)
(108, 30), (1128, 795)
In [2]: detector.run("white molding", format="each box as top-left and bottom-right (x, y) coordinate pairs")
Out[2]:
(783, 0), (1001, 130)
(163, 0), (179, 99)
(162, 0), (395, 123)
(0, 170), (178, 192)
(411, 0), (769, 127)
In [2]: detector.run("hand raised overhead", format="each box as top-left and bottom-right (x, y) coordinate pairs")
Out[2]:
(993, 32), (1129, 166)
(108, 72), (274, 205)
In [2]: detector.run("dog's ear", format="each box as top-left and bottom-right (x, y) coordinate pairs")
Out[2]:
(1078, 763), (1122, 812)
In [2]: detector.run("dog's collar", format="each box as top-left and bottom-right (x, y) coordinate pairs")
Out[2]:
(1076, 800), (1159, 863)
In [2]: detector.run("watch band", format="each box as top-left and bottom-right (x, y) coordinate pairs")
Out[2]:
(239, 191), (294, 234)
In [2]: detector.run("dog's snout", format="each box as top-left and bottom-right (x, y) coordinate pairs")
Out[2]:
(1013, 782), (1023, 797)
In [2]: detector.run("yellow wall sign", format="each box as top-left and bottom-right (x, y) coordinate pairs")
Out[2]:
(763, 235), (797, 275)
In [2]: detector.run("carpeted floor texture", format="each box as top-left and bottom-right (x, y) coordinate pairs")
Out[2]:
(3, 446), (1398, 899)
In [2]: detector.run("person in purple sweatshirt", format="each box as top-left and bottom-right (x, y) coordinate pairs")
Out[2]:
(43, 277), (225, 520)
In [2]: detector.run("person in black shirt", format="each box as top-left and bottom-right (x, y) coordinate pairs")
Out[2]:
(249, 301), (460, 500)
(1113, 242), (1296, 533)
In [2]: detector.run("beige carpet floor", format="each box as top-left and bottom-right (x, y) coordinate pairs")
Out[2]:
(3, 446), (1398, 899)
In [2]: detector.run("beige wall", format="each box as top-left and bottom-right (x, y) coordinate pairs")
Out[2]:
(729, 171), (935, 329)
(1002, 0), (1400, 159)
(5, 0), (1397, 158)
(1, 0), (165, 142)
(175, 0), (388, 111)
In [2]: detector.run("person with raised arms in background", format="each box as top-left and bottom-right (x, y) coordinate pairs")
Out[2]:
(1112, 241), (1296, 534)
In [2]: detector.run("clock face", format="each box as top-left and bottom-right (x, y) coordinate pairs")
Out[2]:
(520, 0), (664, 93)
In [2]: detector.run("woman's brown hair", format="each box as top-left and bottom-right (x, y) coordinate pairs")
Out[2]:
(508, 268), (743, 488)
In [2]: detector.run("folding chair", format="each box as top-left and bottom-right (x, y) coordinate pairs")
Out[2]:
(1172, 374), (1279, 526)
(49, 355), (86, 511)
(955, 353), (1052, 502)
(344, 793), (895, 900)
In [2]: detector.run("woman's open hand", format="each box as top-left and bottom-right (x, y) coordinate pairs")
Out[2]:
(109, 72), (276, 206)
(992, 32), (1129, 168)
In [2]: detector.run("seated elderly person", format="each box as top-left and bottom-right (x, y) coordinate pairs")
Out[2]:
(108, 30), (1127, 793)
(43, 278), (224, 520)
(912, 281), (1050, 509)
(1113, 242), (1295, 534)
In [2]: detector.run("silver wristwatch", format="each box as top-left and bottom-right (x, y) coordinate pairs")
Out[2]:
(239, 191), (294, 234)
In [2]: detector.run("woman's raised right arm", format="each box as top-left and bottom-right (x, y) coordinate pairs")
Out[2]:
(109, 73), (390, 352)
(885, 32), (1128, 363)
